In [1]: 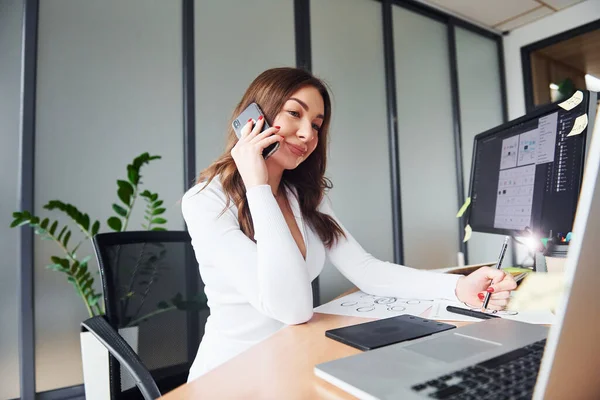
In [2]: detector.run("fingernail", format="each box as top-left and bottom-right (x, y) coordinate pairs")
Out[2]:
(486, 287), (495, 293)
(247, 118), (253, 122)
(274, 125), (280, 129)
(478, 293), (485, 300)
(258, 115), (263, 120)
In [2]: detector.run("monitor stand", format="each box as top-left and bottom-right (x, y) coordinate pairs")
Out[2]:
(510, 235), (547, 272)
(533, 251), (547, 272)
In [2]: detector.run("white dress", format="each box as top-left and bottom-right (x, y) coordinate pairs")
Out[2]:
(181, 178), (460, 381)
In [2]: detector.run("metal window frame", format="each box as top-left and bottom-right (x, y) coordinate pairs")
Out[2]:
(19, 0), (38, 398)
(521, 18), (600, 114)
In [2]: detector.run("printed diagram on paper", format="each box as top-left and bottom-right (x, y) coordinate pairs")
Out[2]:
(314, 290), (434, 319)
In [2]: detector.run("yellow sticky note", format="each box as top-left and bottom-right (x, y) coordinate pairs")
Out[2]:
(558, 90), (583, 111)
(567, 114), (588, 137)
(508, 272), (567, 313)
(463, 224), (472, 243)
(456, 197), (471, 218)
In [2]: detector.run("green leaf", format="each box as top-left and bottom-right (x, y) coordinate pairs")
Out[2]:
(46, 263), (67, 272)
(76, 265), (88, 279)
(107, 217), (122, 232)
(139, 190), (152, 198)
(118, 187), (131, 206)
(91, 221), (100, 236)
(117, 179), (134, 194)
(152, 200), (164, 208)
(112, 204), (128, 217)
(151, 208), (166, 216)
(63, 230), (71, 247)
(88, 293), (102, 307)
(81, 277), (93, 293)
(9, 217), (26, 228)
(150, 193), (158, 202)
(151, 218), (167, 224)
(151, 227), (167, 231)
(70, 262), (79, 275)
(40, 218), (49, 230)
(49, 220), (58, 235)
(57, 226), (67, 241)
(81, 214), (90, 231)
(127, 166), (139, 185)
(141, 224), (148, 230)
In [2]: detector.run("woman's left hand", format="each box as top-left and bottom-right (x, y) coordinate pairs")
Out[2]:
(455, 267), (517, 310)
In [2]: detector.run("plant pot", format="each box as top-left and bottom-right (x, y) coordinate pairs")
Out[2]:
(80, 325), (139, 399)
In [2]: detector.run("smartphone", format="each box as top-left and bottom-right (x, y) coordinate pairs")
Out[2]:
(232, 102), (280, 159)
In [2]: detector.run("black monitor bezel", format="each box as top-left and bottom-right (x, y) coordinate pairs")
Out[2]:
(466, 91), (592, 237)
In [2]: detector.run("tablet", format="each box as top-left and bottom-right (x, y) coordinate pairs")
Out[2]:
(325, 314), (456, 351)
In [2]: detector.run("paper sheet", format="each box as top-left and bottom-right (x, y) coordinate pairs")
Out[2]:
(431, 300), (555, 325)
(558, 90), (583, 111)
(463, 224), (472, 242)
(567, 114), (588, 137)
(456, 197), (471, 218)
(314, 290), (434, 319)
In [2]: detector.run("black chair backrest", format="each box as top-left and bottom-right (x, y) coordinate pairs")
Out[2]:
(93, 231), (208, 399)
(81, 316), (162, 400)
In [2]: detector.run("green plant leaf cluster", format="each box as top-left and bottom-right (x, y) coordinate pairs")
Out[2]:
(140, 190), (167, 231)
(10, 208), (104, 316)
(108, 152), (161, 232)
(9, 152), (168, 319)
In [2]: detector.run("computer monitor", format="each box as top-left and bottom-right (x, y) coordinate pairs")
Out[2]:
(467, 90), (598, 238)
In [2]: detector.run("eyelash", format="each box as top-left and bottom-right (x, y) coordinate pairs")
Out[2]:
(286, 110), (321, 131)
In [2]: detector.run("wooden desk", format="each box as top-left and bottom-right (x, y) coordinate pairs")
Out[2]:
(161, 300), (473, 399)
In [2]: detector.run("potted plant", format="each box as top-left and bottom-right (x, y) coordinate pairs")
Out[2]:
(9, 152), (202, 398)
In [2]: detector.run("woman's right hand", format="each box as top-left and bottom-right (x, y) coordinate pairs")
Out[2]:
(231, 116), (283, 189)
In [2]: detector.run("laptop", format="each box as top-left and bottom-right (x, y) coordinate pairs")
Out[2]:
(315, 109), (600, 399)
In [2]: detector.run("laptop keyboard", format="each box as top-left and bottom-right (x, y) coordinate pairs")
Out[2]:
(411, 339), (547, 399)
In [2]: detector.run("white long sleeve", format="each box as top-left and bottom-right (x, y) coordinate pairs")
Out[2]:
(183, 179), (460, 380)
(319, 197), (461, 301)
(182, 183), (313, 325)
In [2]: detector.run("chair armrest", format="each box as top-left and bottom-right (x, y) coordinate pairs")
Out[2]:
(81, 316), (161, 400)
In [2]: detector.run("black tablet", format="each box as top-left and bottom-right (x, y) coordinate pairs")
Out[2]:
(325, 314), (456, 351)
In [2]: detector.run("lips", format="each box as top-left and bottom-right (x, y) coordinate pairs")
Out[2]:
(287, 142), (307, 157)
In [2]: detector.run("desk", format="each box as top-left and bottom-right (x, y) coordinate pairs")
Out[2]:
(161, 293), (474, 399)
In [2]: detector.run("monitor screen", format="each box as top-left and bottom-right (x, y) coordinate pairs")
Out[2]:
(468, 90), (597, 237)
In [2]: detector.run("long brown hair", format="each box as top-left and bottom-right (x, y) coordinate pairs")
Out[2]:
(198, 67), (345, 248)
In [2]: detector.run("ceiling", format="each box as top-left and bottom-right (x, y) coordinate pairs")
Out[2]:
(418, 0), (586, 32)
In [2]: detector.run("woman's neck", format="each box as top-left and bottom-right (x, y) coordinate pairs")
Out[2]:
(266, 161), (284, 197)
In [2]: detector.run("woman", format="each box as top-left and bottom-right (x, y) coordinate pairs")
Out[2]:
(181, 67), (516, 381)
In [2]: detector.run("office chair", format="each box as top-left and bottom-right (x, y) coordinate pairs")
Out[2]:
(90, 230), (208, 399)
(81, 316), (161, 400)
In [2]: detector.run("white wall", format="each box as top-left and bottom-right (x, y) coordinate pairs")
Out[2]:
(194, 0), (296, 181)
(504, 0), (600, 120)
(35, 0), (183, 391)
(393, 5), (460, 270)
(0, 0), (23, 398)
(312, 0), (393, 302)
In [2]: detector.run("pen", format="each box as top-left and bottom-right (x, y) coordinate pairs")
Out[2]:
(446, 305), (500, 320)
(482, 236), (510, 311)
(514, 272), (529, 284)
